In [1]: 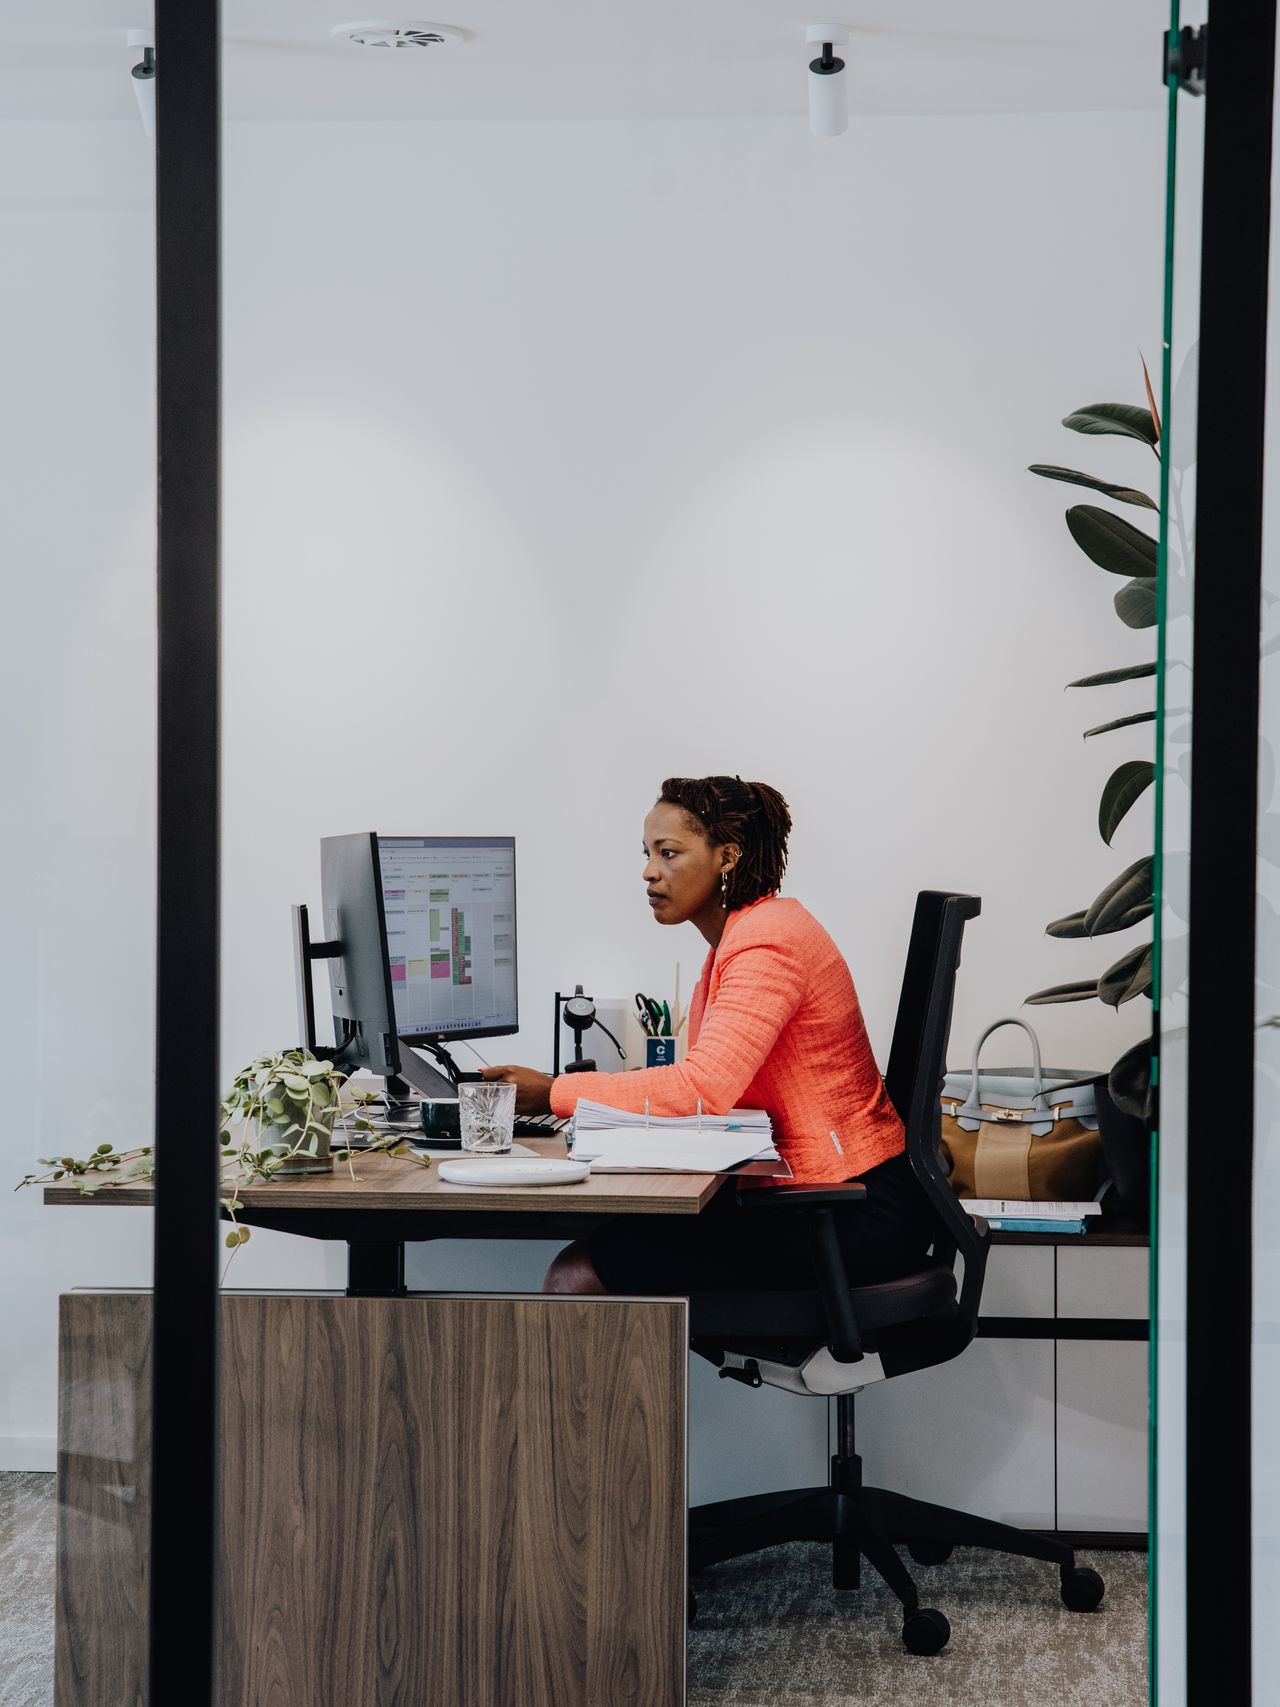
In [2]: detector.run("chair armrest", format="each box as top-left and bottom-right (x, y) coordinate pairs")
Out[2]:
(734, 1181), (868, 1211)
(736, 1184), (868, 1362)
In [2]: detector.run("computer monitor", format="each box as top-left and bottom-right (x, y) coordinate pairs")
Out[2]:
(377, 835), (518, 1046)
(293, 832), (516, 1102)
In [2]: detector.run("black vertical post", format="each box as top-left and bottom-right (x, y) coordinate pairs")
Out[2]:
(1185, 5), (1275, 1702)
(150, 3), (220, 1704)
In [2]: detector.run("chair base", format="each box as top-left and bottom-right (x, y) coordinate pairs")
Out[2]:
(689, 1451), (1103, 1653)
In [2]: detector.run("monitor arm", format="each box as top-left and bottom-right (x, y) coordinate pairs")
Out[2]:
(292, 903), (342, 1058)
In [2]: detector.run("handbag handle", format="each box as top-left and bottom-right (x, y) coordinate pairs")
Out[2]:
(957, 1016), (1051, 1118)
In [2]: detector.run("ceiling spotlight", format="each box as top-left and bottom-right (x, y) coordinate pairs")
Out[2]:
(126, 28), (155, 141)
(806, 23), (849, 139)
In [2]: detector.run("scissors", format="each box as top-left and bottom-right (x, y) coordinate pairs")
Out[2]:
(634, 992), (664, 1036)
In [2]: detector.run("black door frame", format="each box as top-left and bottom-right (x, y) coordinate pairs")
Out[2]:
(1184, 3), (1276, 1703)
(150, 2), (221, 1701)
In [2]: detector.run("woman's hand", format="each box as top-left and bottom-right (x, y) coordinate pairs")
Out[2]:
(479, 1064), (555, 1116)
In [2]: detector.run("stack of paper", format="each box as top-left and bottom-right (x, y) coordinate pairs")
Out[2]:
(963, 1199), (1103, 1235)
(570, 1099), (778, 1173)
(572, 1100), (772, 1135)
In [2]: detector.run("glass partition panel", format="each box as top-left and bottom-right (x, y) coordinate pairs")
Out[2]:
(0, 17), (157, 1702)
(1152, 7), (1205, 1703)
(1255, 20), (1280, 1683)
(215, 6), (1171, 1704)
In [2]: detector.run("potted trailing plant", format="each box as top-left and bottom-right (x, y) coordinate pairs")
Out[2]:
(1024, 366), (1160, 1217)
(219, 1048), (349, 1177)
(18, 1049), (422, 1267)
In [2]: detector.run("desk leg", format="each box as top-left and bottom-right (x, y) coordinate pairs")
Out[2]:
(347, 1241), (406, 1296)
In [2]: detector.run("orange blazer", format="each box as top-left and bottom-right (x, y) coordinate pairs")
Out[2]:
(549, 896), (904, 1184)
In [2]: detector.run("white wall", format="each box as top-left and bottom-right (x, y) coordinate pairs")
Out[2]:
(0, 121), (157, 1469)
(4, 107), (1164, 1481)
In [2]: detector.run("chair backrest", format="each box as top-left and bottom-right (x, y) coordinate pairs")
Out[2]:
(884, 890), (989, 1334)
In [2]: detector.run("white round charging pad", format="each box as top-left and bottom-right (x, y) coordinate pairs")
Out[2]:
(438, 1157), (590, 1188)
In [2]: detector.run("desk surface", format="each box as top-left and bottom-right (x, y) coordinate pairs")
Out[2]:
(41, 1138), (726, 1217)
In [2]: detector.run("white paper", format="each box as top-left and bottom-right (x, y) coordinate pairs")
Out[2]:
(963, 1198), (1102, 1219)
(571, 1128), (781, 1174)
(570, 1098), (771, 1135)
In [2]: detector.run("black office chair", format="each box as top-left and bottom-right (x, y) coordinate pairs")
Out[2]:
(686, 890), (1105, 1655)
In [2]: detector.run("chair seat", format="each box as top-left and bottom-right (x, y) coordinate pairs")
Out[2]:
(689, 1261), (957, 1344)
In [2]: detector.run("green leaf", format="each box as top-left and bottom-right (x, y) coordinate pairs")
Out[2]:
(1098, 943), (1153, 1007)
(1067, 662), (1157, 688)
(1083, 710), (1157, 740)
(95, 1143), (114, 1155)
(1025, 980), (1100, 1005)
(1097, 900), (1152, 935)
(1099, 760), (1155, 845)
(1084, 857), (1154, 934)
(1062, 402), (1160, 446)
(1045, 910), (1090, 939)
(1109, 1038), (1153, 1119)
(1141, 352), (1162, 443)
(1114, 578), (1159, 629)
(281, 1073), (309, 1093)
(1028, 465), (1156, 509)
(1064, 506), (1158, 578)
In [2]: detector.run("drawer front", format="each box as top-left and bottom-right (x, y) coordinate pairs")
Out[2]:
(1057, 1246), (1150, 1320)
(856, 1339), (1056, 1529)
(1055, 1340), (1149, 1532)
(977, 1245), (1055, 1319)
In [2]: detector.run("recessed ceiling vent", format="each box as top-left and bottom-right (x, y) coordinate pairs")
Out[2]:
(332, 21), (466, 50)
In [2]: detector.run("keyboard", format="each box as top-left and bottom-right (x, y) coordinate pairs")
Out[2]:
(512, 1114), (569, 1137)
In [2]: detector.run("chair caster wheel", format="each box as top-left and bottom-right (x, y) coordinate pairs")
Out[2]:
(902, 1607), (950, 1655)
(1060, 1566), (1105, 1612)
(908, 1539), (954, 1566)
(687, 1589), (698, 1626)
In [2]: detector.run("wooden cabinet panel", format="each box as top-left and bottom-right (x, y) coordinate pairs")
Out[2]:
(56, 1291), (687, 1707)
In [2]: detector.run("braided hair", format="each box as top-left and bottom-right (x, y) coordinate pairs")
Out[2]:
(658, 775), (792, 913)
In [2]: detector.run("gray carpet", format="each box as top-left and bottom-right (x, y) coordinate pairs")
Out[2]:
(0, 1474), (55, 1707)
(688, 1543), (1147, 1707)
(0, 1473), (1145, 1707)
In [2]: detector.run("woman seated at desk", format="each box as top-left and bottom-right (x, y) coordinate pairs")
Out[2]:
(482, 774), (937, 1296)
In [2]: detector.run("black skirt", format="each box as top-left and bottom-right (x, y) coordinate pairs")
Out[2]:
(585, 1149), (939, 1295)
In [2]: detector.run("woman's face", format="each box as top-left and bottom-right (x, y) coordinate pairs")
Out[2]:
(641, 802), (737, 927)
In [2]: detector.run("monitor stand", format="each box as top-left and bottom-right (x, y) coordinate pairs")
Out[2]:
(385, 1043), (459, 1108)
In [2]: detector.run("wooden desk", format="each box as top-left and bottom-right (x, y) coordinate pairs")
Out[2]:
(46, 1147), (720, 1707)
(44, 1139), (729, 1295)
(41, 1138), (725, 1219)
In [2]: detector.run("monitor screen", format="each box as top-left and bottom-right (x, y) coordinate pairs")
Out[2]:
(377, 836), (518, 1040)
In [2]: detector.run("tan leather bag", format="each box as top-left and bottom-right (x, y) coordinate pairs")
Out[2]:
(939, 1017), (1102, 1202)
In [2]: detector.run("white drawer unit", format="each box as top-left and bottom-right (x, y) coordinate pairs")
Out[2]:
(855, 1238), (1149, 1542)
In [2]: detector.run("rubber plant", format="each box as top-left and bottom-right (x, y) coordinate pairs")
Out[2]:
(1024, 362), (1160, 1119)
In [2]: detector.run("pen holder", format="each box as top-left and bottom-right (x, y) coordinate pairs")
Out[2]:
(645, 1035), (677, 1068)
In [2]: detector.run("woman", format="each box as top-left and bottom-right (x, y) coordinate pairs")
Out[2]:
(481, 774), (937, 1295)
